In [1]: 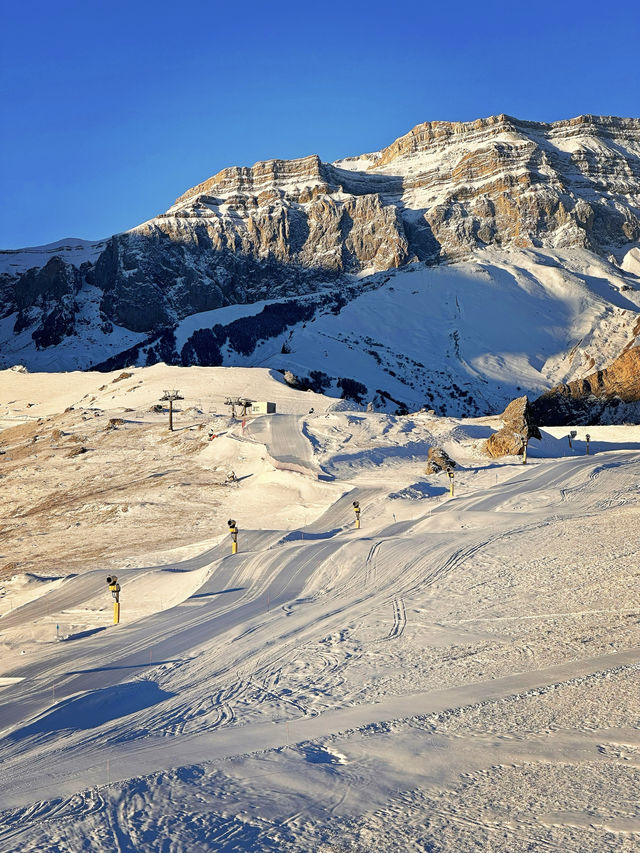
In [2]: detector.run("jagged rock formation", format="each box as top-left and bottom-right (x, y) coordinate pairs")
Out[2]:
(531, 346), (640, 425)
(362, 115), (640, 259)
(12, 257), (83, 348)
(3, 114), (640, 341)
(1, 114), (640, 421)
(485, 396), (542, 457)
(117, 114), (640, 326)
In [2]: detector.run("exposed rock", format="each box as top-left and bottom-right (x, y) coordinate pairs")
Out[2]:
(67, 446), (89, 457)
(2, 114), (640, 415)
(11, 257), (81, 347)
(484, 395), (541, 457)
(425, 447), (457, 474)
(13, 257), (79, 311)
(500, 396), (542, 441)
(8, 113), (637, 340)
(283, 370), (302, 388)
(32, 303), (78, 349)
(485, 430), (527, 458)
(532, 346), (640, 425)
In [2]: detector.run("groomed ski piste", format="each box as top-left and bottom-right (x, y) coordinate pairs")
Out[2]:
(0, 365), (638, 851)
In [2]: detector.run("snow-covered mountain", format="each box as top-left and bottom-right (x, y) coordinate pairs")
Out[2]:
(2, 114), (640, 416)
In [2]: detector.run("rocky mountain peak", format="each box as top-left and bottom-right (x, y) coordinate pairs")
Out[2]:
(148, 112), (640, 280)
(2, 113), (640, 410)
(372, 113), (639, 168)
(172, 153), (326, 208)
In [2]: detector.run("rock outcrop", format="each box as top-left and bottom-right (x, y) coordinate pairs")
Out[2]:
(485, 396), (542, 457)
(485, 430), (529, 458)
(425, 447), (457, 473)
(501, 396), (543, 440)
(531, 346), (640, 425)
(12, 257), (83, 348)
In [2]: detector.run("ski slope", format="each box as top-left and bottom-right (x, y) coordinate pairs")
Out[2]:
(0, 409), (639, 851)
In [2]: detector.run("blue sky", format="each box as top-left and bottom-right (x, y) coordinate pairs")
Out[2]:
(1, 0), (639, 248)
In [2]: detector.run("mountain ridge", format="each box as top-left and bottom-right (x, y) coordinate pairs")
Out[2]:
(1, 114), (639, 419)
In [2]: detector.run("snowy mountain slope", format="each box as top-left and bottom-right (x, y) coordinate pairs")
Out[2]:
(0, 238), (106, 277)
(0, 282), (146, 372)
(85, 247), (640, 416)
(1, 115), (639, 392)
(0, 384), (639, 850)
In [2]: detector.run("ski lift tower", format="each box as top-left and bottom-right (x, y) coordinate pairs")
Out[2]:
(225, 397), (240, 418)
(239, 398), (254, 417)
(160, 389), (183, 431)
(225, 397), (254, 419)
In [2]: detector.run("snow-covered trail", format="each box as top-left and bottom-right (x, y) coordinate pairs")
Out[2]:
(0, 460), (500, 739)
(245, 413), (330, 478)
(0, 465), (381, 737)
(0, 535), (262, 634)
(0, 536), (338, 729)
(2, 641), (638, 812)
(1, 408), (639, 853)
(438, 450), (638, 515)
(2, 448), (639, 811)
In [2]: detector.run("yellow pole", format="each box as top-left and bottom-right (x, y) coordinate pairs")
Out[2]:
(450, 479), (454, 497)
(113, 601), (120, 624)
(228, 520), (238, 554)
(355, 517), (360, 529)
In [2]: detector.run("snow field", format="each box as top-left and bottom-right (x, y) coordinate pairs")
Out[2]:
(3, 245), (640, 424)
(0, 364), (639, 851)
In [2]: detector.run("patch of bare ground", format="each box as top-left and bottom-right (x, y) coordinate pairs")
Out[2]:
(0, 408), (228, 578)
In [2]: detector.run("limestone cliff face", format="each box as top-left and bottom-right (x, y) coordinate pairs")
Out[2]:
(85, 114), (640, 332)
(160, 153), (407, 274)
(367, 114), (640, 260)
(164, 114), (640, 267)
(4, 113), (640, 348)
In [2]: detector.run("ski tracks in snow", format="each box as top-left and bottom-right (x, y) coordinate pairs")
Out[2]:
(387, 598), (407, 640)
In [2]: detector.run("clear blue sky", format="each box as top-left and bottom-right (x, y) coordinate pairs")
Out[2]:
(1, 0), (638, 248)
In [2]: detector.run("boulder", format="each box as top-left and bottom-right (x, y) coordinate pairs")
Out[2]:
(67, 446), (89, 458)
(485, 430), (526, 458)
(500, 395), (542, 440)
(425, 447), (457, 474)
(283, 370), (302, 388)
(484, 395), (541, 457)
